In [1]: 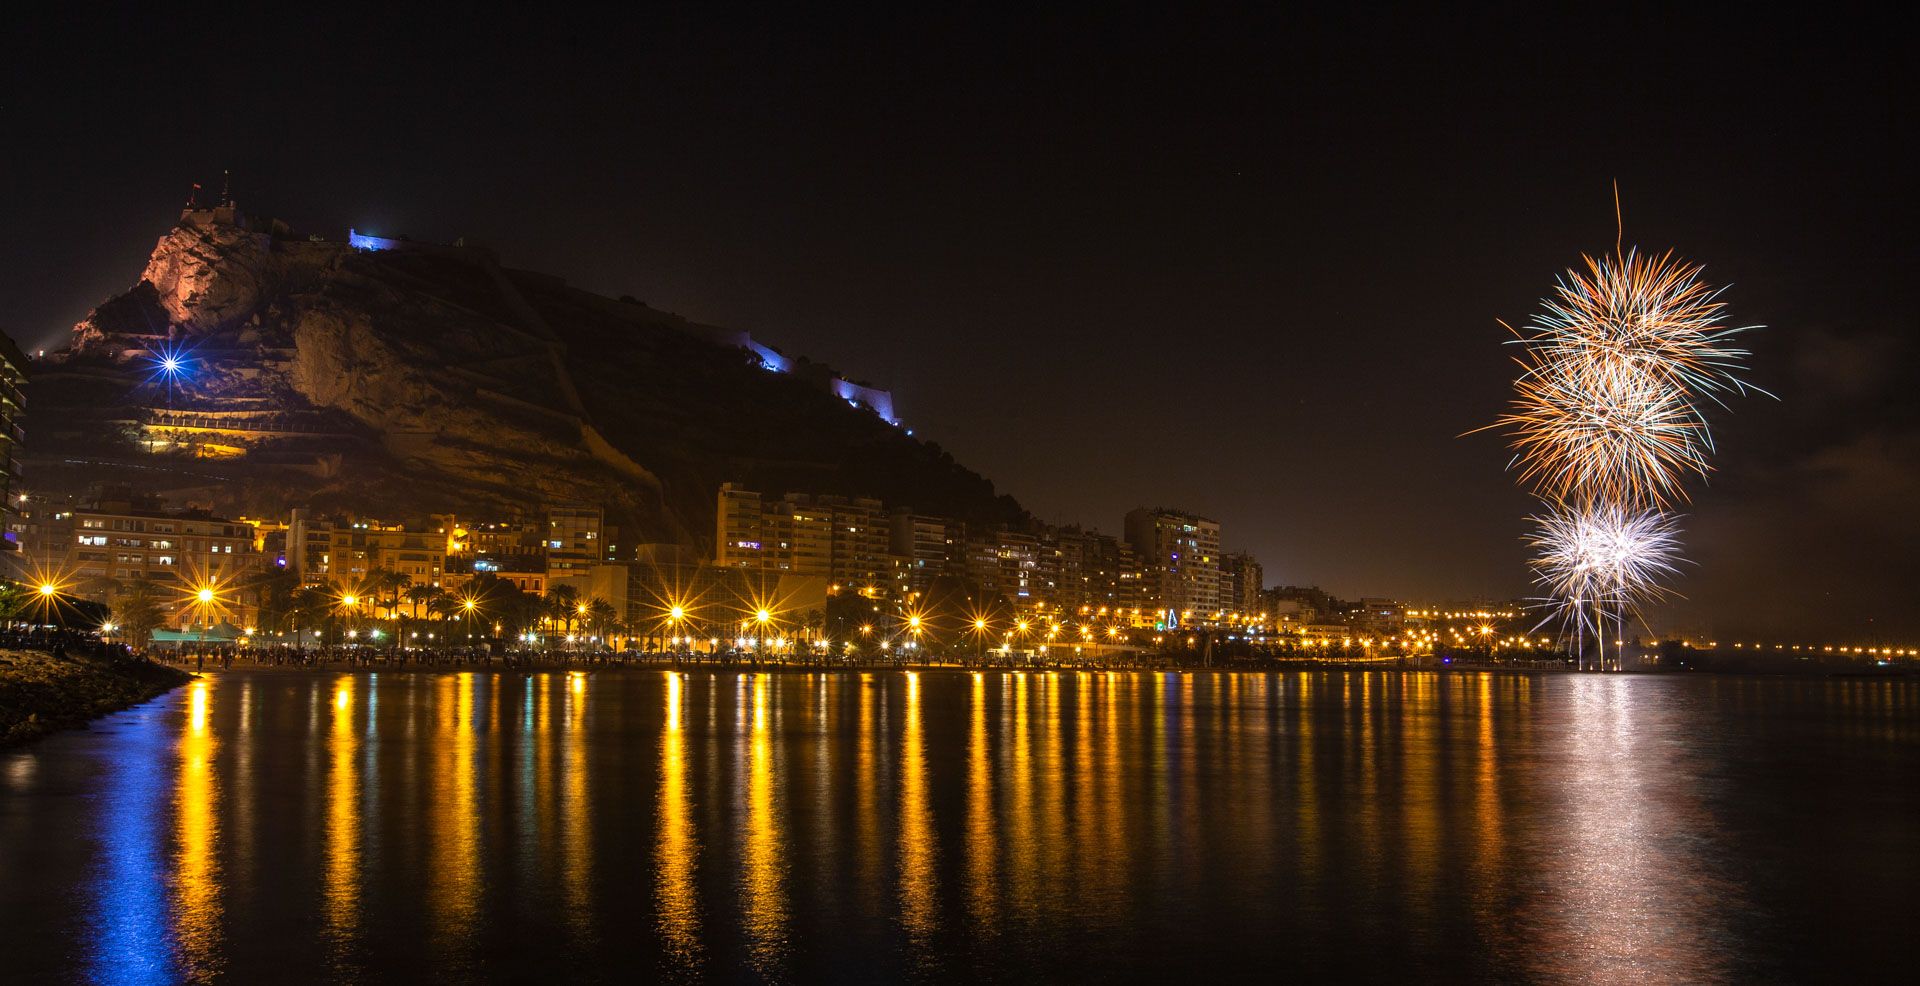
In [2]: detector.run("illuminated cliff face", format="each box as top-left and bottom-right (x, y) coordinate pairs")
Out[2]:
(28, 209), (1021, 548)
(139, 211), (275, 333)
(42, 210), (674, 532)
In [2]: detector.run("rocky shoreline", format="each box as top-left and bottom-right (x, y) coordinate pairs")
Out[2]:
(0, 648), (194, 746)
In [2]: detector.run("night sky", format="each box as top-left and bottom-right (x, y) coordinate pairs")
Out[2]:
(7, 8), (1915, 639)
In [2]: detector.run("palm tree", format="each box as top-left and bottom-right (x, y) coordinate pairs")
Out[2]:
(406, 583), (444, 620)
(427, 592), (459, 622)
(799, 608), (826, 648)
(284, 581), (339, 642)
(240, 567), (300, 632)
(584, 597), (618, 644)
(0, 580), (34, 627)
(546, 583), (582, 634)
(389, 571), (412, 620)
(113, 577), (167, 651)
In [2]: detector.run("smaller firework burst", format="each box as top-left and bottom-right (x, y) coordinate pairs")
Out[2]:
(1525, 503), (1684, 650)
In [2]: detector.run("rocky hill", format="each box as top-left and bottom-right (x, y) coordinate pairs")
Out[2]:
(24, 205), (1025, 548)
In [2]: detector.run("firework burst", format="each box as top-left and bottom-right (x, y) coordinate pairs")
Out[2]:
(1518, 249), (1763, 403)
(1496, 249), (1762, 509)
(1499, 347), (1712, 508)
(1491, 228), (1765, 665)
(1526, 503), (1684, 644)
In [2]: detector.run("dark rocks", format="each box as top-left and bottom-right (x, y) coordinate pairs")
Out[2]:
(0, 648), (193, 746)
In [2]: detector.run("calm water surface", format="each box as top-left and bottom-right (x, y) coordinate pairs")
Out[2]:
(2, 670), (1915, 983)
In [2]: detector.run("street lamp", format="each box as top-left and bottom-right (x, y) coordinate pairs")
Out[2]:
(339, 593), (360, 646)
(754, 608), (773, 657)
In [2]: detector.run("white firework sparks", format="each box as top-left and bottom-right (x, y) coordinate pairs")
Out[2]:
(1526, 503), (1684, 644)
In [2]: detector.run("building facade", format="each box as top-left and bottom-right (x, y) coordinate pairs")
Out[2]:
(1222, 552), (1264, 616)
(545, 502), (605, 591)
(716, 486), (891, 587)
(0, 332), (24, 539)
(1124, 507), (1224, 624)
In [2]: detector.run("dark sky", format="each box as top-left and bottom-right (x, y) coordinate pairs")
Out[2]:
(6, 7), (1915, 640)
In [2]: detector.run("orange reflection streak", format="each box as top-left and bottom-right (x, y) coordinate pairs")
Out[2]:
(742, 674), (789, 975)
(1177, 675), (1197, 867)
(1470, 672), (1507, 932)
(430, 673), (480, 966)
(536, 672), (553, 863)
(562, 673), (593, 945)
(1038, 674), (1067, 895)
(965, 673), (999, 936)
(1073, 674), (1096, 896)
(1148, 673), (1168, 888)
(1233, 674), (1273, 900)
(173, 678), (224, 979)
(1008, 672), (1036, 914)
(855, 672), (879, 902)
(656, 672), (701, 970)
(233, 678), (255, 894)
(1100, 673), (1126, 902)
(898, 672), (938, 951)
(1355, 673), (1380, 877)
(1401, 674), (1439, 922)
(809, 674), (837, 869)
(1294, 673), (1320, 882)
(323, 676), (360, 961)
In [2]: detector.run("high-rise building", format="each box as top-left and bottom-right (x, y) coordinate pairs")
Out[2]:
(545, 502), (604, 578)
(0, 330), (25, 569)
(1050, 527), (1142, 616)
(1222, 552), (1264, 616)
(1124, 507), (1224, 624)
(715, 483), (769, 569)
(889, 509), (954, 591)
(821, 495), (889, 588)
(767, 495), (834, 577)
(715, 487), (886, 585)
(287, 508), (332, 583)
(994, 529), (1043, 603)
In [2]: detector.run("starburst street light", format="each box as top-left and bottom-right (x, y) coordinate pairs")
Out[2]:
(662, 603), (690, 655)
(455, 596), (480, 639)
(144, 341), (196, 409)
(966, 614), (995, 665)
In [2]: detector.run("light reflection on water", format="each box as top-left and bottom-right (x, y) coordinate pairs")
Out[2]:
(172, 679), (222, 979)
(741, 673), (788, 975)
(323, 675), (358, 971)
(655, 671), (701, 974)
(0, 670), (1915, 982)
